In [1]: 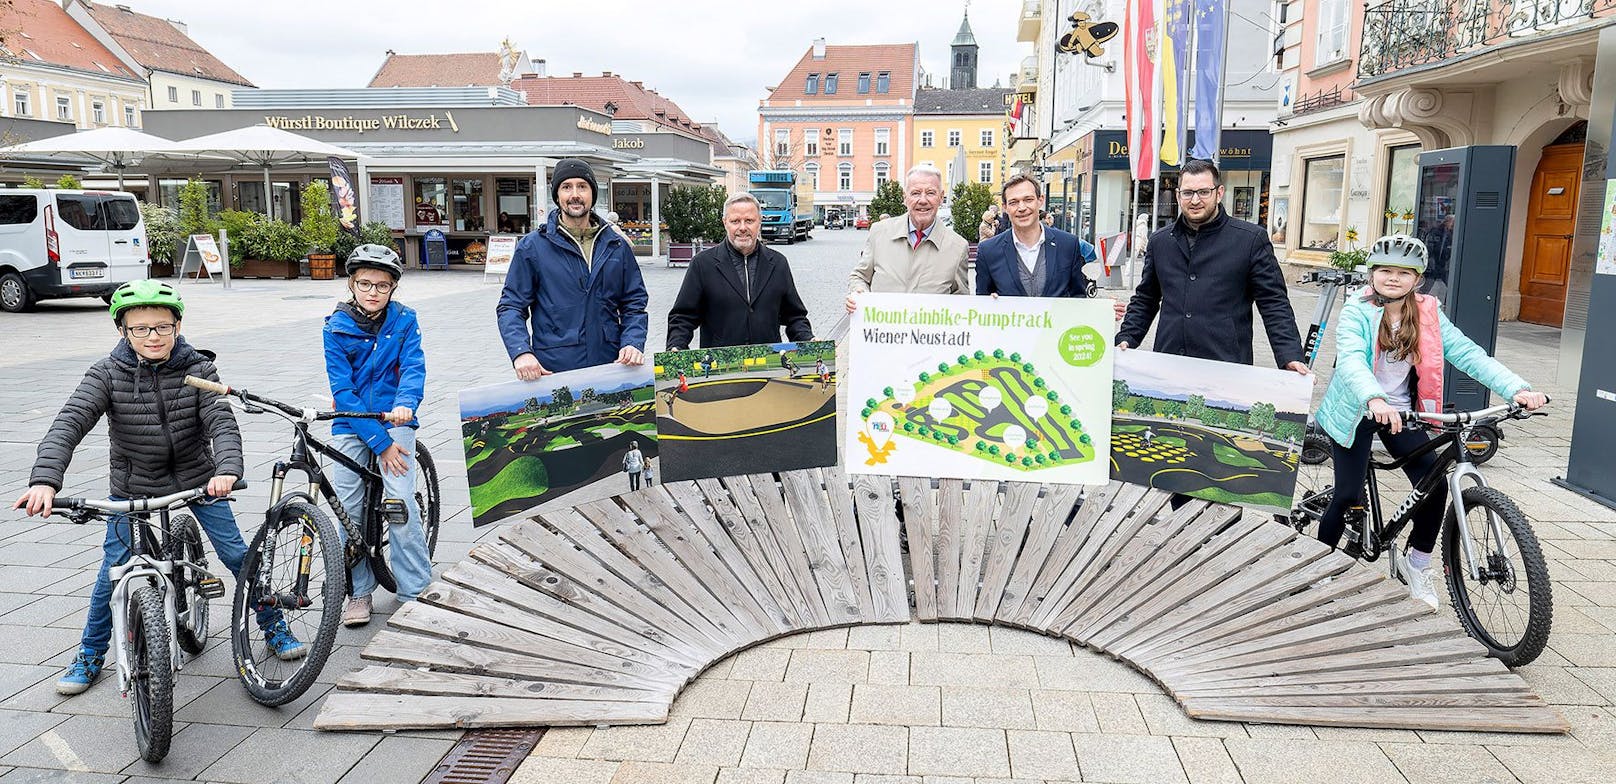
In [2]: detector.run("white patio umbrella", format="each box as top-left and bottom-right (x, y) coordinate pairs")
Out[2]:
(168, 125), (359, 220)
(3, 126), (192, 189)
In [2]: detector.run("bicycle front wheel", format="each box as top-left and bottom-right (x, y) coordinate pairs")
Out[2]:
(129, 584), (173, 763)
(1442, 486), (1553, 667)
(232, 501), (343, 706)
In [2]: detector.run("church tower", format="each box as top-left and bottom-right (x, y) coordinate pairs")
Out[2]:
(950, 9), (978, 90)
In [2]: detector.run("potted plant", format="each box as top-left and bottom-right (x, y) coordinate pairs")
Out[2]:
(214, 210), (262, 270)
(663, 185), (708, 265)
(139, 202), (180, 276)
(1328, 226), (1369, 271)
(238, 219), (305, 279)
(299, 181), (340, 280)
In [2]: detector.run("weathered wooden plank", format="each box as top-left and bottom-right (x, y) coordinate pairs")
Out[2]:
(1152, 615), (1469, 682)
(780, 469), (864, 625)
(1008, 482), (1142, 627)
(314, 693), (670, 731)
(571, 499), (756, 646)
(733, 474), (833, 626)
(1161, 635), (1491, 691)
(1027, 487), (1171, 632)
(470, 538), (724, 661)
(1181, 704), (1568, 734)
(1170, 660), (1514, 698)
(848, 473), (910, 623)
(1177, 673), (1533, 702)
(932, 478), (967, 619)
(974, 481), (1041, 622)
(658, 481), (797, 633)
(358, 629), (665, 690)
(994, 483), (1085, 621)
(1045, 494), (1204, 637)
(693, 477), (812, 627)
(387, 601), (688, 688)
(897, 477), (940, 621)
(1067, 503), (1242, 643)
(617, 488), (782, 639)
(954, 479), (1000, 617)
(335, 666), (668, 703)
(1183, 691), (1550, 710)
(820, 467), (878, 620)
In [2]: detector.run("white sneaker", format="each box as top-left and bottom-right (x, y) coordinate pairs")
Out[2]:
(1396, 551), (1440, 612)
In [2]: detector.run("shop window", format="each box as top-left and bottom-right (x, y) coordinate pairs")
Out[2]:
(1382, 144), (1421, 237)
(237, 181), (294, 219)
(496, 177), (532, 233)
(874, 128), (889, 156)
(838, 163), (852, 191)
(453, 178), (486, 232)
(1299, 155), (1345, 250)
(414, 177), (448, 227)
(921, 130), (934, 148)
(158, 179), (221, 213)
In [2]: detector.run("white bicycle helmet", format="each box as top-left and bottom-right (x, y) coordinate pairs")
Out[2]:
(346, 243), (404, 278)
(1366, 233), (1428, 274)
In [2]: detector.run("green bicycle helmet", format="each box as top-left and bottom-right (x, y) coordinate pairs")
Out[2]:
(1367, 233), (1428, 274)
(108, 279), (184, 324)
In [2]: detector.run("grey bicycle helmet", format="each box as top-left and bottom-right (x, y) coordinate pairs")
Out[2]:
(346, 243), (404, 278)
(1366, 233), (1428, 274)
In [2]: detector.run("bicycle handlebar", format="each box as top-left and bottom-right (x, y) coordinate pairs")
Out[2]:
(184, 375), (388, 424)
(53, 479), (248, 519)
(1367, 396), (1551, 427)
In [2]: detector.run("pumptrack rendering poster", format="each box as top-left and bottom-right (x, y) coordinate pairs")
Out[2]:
(845, 293), (1114, 485)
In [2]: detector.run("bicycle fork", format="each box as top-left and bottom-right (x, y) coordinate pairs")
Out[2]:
(1448, 461), (1511, 584)
(107, 560), (178, 696)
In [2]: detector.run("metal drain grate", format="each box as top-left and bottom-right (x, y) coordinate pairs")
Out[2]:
(423, 728), (544, 784)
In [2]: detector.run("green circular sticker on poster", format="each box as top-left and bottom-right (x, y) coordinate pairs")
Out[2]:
(1059, 326), (1105, 367)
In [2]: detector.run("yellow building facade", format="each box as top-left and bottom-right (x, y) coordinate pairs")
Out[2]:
(911, 87), (1013, 198)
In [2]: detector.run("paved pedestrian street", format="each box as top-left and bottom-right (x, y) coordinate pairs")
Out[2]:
(0, 231), (1612, 783)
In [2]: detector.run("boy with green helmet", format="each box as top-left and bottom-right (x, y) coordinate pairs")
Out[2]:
(14, 280), (306, 695)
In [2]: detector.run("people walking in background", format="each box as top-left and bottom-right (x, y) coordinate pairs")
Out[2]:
(978, 204), (1002, 242)
(643, 461), (655, 486)
(623, 441), (645, 491)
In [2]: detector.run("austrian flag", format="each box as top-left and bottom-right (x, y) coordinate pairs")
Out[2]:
(1124, 0), (1163, 182)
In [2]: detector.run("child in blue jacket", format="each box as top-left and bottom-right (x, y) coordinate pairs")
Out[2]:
(324, 244), (432, 627)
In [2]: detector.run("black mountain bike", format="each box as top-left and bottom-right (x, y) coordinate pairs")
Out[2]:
(1287, 401), (1552, 666)
(47, 483), (235, 762)
(184, 376), (440, 705)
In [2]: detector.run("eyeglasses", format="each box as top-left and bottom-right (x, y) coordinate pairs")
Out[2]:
(1178, 188), (1218, 201)
(353, 280), (395, 294)
(123, 323), (177, 338)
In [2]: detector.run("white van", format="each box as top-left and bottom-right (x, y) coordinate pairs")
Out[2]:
(0, 189), (149, 313)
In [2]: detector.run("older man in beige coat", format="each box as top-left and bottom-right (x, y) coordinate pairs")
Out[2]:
(845, 164), (969, 312)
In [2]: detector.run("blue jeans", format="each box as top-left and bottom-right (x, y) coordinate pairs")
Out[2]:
(331, 428), (432, 602)
(82, 497), (280, 657)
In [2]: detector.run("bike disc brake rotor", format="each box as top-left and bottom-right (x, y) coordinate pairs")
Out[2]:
(1485, 551), (1518, 593)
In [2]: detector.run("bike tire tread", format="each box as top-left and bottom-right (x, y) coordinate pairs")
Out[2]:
(233, 501), (344, 706)
(1442, 486), (1553, 668)
(131, 585), (173, 762)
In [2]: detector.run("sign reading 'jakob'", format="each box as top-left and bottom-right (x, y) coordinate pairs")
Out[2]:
(847, 294), (1115, 485)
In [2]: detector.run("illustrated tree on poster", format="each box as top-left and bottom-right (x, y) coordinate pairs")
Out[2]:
(1247, 402), (1277, 436)
(1112, 380), (1130, 411)
(1184, 394), (1206, 422)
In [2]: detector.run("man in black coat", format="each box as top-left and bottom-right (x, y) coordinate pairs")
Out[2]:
(1117, 159), (1308, 374)
(667, 192), (813, 350)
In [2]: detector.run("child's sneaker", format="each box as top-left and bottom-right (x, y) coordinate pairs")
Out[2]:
(1395, 551), (1441, 612)
(263, 620), (307, 661)
(56, 648), (104, 695)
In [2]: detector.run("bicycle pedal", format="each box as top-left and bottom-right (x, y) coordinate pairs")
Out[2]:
(1342, 541), (1363, 560)
(380, 498), (408, 525)
(197, 577), (226, 600)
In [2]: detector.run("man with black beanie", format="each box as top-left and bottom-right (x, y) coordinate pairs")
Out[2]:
(497, 158), (649, 378)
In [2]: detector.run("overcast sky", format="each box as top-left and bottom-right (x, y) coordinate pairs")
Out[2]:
(122, 0), (1033, 145)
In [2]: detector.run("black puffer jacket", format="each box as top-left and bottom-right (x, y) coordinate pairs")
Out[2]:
(31, 336), (245, 498)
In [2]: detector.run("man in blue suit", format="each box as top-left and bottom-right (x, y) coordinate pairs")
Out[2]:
(976, 174), (1126, 321)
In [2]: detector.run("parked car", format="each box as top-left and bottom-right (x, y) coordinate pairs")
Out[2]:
(826, 214), (846, 229)
(0, 189), (148, 312)
(854, 215), (871, 230)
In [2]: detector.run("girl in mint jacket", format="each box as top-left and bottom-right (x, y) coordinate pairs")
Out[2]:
(1312, 234), (1547, 611)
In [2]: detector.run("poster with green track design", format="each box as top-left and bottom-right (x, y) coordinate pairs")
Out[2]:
(846, 293), (1114, 485)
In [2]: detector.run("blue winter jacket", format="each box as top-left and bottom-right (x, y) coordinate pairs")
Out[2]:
(324, 302), (426, 454)
(1314, 289), (1528, 447)
(495, 210), (649, 373)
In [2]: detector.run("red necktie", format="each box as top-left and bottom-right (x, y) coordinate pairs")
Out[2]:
(911, 229), (922, 250)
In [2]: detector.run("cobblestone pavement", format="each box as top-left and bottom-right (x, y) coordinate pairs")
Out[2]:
(0, 228), (1611, 783)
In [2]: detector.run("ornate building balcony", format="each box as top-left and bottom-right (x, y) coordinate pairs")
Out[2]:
(1358, 0), (1616, 81)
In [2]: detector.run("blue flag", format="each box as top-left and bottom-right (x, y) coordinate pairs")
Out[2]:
(1190, 0), (1228, 161)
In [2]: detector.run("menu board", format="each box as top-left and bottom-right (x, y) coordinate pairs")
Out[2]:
(369, 176), (406, 231)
